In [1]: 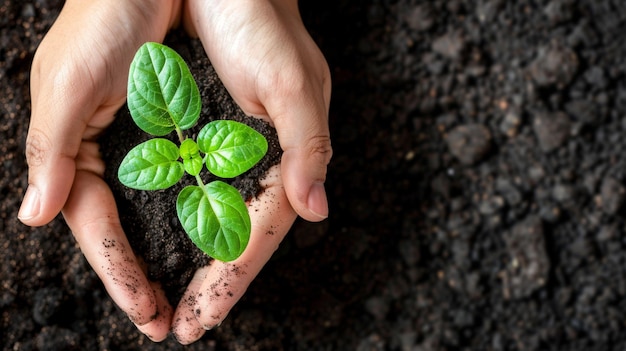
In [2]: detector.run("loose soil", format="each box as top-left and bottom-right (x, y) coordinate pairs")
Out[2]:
(2, 1), (626, 350)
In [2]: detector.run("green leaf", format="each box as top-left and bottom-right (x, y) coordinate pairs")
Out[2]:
(118, 138), (184, 190)
(127, 42), (201, 136)
(197, 120), (268, 178)
(176, 181), (251, 262)
(180, 138), (203, 176)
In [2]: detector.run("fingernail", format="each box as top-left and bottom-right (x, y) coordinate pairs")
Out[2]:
(202, 318), (224, 331)
(205, 320), (223, 331)
(18, 186), (41, 221)
(307, 182), (329, 220)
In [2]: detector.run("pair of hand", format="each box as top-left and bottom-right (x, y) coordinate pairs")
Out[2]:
(18, 0), (331, 344)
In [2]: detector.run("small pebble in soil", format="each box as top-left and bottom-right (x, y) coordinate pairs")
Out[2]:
(432, 30), (466, 60)
(598, 177), (626, 215)
(532, 110), (571, 152)
(446, 123), (492, 165)
(503, 216), (550, 299)
(405, 4), (435, 32)
(529, 42), (579, 88)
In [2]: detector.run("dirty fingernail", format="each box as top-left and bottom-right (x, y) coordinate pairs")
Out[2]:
(18, 186), (41, 221)
(307, 182), (328, 220)
(203, 320), (223, 331)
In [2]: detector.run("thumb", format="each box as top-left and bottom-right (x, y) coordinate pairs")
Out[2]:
(18, 127), (77, 226)
(269, 78), (332, 222)
(18, 59), (109, 226)
(280, 128), (333, 222)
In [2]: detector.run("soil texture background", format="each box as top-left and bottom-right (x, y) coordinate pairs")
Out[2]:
(3, 0), (626, 350)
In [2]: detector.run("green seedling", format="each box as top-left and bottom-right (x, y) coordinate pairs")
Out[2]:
(118, 42), (268, 262)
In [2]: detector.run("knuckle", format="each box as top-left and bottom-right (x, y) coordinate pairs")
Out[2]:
(24, 130), (51, 168)
(307, 134), (333, 165)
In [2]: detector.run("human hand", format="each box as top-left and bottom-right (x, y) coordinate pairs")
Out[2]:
(18, 0), (181, 341)
(172, 0), (332, 343)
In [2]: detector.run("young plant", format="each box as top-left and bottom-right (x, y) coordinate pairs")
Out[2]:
(118, 42), (268, 262)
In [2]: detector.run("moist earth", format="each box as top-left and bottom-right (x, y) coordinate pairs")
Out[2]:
(2, 1), (626, 350)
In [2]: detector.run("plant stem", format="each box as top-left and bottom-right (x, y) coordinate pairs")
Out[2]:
(195, 174), (210, 198)
(175, 127), (185, 144)
(195, 174), (206, 188)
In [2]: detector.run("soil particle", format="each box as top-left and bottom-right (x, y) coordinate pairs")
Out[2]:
(503, 216), (550, 300)
(445, 123), (492, 165)
(598, 176), (626, 215)
(529, 41), (579, 88)
(565, 98), (601, 124)
(495, 177), (524, 206)
(543, 0), (574, 25)
(432, 30), (466, 60)
(532, 110), (572, 152)
(475, 0), (503, 24)
(499, 108), (523, 137)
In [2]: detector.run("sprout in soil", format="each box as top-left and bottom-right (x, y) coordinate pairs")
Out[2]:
(118, 42), (268, 262)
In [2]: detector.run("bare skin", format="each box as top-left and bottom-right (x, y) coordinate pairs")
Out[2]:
(18, 0), (331, 344)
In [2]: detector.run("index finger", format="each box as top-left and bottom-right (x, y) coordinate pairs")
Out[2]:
(62, 170), (162, 328)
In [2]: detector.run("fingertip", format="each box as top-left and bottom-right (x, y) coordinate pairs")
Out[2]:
(171, 266), (209, 344)
(135, 282), (173, 342)
(194, 298), (228, 331)
(172, 323), (205, 346)
(125, 290), (159, 326)
(193, 263), (242, 331)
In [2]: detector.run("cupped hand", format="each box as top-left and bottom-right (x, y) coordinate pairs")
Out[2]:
(19, 0), (181, 341)
(173, 0), (332, 344)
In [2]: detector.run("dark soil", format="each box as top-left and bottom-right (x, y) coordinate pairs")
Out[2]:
(3, 0), (626, 350)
